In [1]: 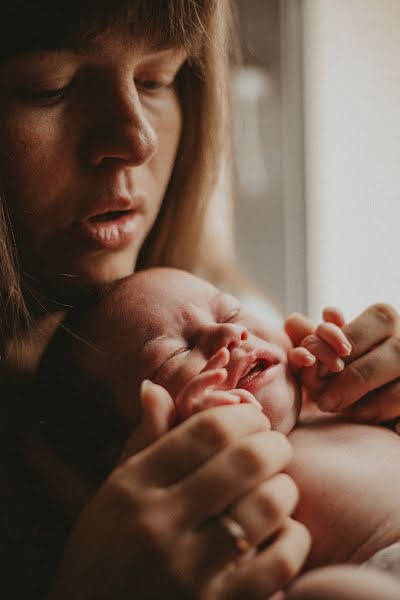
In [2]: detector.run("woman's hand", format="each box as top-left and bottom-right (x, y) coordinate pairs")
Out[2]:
(49, 387), (310, 600)
(285, 303), (400, 424)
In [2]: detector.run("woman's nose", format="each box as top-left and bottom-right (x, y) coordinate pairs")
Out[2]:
(84, 84), (158, 168)
(206, 323), (249, 355)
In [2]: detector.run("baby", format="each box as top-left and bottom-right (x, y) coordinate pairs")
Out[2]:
(34, 267), (349, 473)
(34, 267), (400, 585)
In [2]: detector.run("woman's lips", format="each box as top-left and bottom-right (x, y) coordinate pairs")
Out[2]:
(76, 209), (142, 249)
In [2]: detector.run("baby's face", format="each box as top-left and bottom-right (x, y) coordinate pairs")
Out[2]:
(75, 268), (300, 434)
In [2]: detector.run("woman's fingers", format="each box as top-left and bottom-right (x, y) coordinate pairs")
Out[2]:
(213, 518), (311, 600)
(228, 473), (299, 546)
(191, 474), (299, 580)
(174, 430), (293, 526)
(129, 403), (271, 487)
(119, 380), (177, 462)
(343, 378), (400, 422)
(318, 337), (400, 411)
(341, 303), (400, 360)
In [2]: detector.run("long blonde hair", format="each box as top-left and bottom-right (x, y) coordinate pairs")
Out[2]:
(0, 0), (237, 343)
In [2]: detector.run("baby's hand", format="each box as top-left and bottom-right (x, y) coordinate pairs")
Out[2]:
(175, 347), (262, 420)
(119, 350), (262, 464)
(285, 307), (352, 400)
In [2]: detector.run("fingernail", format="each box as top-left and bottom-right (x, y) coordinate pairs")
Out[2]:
(333, 358), (345, 372)
(141, 379), (153, 393)
(339, 342), (352, 357)
(252, 399), (263, 411)
(303, 353), (316, 366)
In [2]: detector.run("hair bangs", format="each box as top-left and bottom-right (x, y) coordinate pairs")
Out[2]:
(0, 0), (215, 60)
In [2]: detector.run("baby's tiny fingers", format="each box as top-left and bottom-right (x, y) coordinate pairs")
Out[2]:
(322, 306), (345, 327)
(302, 335), (345, 374)
(191, 391), (243, 414)
(184, 368), (228, 398)
(288, 347), (316, 374)
(229, 388), (263, 410)
(285, 313), (315, 347)
(316, 322), (352, 358)
(201, 347), (230, 373)
(175, 369), (228, 419)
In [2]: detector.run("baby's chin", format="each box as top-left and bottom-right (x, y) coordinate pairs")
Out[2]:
(255, 367), (301, 435)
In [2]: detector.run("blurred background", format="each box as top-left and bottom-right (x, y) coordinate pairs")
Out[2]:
(231, 0), (400, 321)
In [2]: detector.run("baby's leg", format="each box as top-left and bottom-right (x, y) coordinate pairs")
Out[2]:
(285, 565), (399, 599)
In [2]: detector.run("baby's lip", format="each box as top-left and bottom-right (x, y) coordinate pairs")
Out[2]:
(225, 348), (280, 389)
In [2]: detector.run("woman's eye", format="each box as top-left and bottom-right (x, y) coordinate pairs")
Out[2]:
(18, 81), (74, 104)
(136, 78), (173, 94)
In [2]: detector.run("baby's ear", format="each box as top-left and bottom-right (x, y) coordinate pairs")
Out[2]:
(119, 381), (177, 462)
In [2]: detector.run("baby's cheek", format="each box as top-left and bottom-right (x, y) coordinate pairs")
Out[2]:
(154, 358), (205, 400)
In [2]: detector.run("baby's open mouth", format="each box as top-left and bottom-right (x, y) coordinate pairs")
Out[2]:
(236, 359), (269, 388)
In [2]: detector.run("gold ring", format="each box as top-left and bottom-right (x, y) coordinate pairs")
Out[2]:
(219, 515), (251, 554)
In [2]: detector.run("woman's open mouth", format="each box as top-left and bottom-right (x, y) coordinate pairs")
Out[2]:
(77, 209), (141, 249)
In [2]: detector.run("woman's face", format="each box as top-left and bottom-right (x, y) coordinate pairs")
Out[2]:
(0, 31), (185, 292)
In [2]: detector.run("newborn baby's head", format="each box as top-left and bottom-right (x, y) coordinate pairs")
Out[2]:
(36, 268), (300, 474)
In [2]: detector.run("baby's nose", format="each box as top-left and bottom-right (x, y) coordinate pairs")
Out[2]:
(212, 323), (248, 353)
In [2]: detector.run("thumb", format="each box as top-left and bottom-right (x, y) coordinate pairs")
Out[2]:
(119, 380), (177, 462)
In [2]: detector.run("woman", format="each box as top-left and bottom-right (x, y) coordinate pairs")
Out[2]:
(1, 2), (399, 599)
(0, 2), (309, 598)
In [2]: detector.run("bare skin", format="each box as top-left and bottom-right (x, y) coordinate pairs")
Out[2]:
(285, 565), (400, 600)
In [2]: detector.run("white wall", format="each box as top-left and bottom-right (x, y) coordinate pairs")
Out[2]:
(303, 0), (400, 320)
